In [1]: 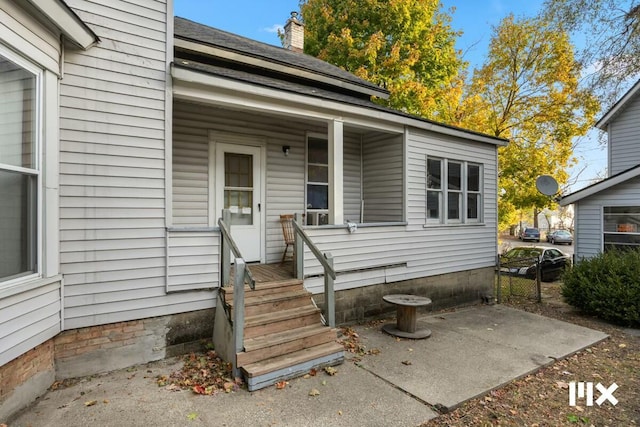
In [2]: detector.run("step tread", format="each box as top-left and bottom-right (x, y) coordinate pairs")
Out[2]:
(228, 289), (311, 308)
(245, 305), (319, 327)
(223, 279), (303, 294)
(242, 341), (344, 378)
(243, 324), (337, 352)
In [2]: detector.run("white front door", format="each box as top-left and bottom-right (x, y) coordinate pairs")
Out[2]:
(215, 142), (263, 262)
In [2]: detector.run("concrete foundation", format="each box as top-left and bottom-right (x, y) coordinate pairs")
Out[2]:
(314, 267), (495, 325)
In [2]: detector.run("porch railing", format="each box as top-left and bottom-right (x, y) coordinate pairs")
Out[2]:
(218, 209), (255, 377)
(291, 213), (337, 327)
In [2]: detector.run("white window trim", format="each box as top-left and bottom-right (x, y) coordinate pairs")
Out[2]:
(425, 156), (484, 226)
(305, 132), (329, 225)
(0, 43), (50, 288)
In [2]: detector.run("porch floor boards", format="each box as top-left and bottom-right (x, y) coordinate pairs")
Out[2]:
(230, 261), (294, 283)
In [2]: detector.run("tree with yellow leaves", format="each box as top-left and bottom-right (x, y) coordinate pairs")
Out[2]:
(299, 0), (465, 121)
(458, 15), (600, 230)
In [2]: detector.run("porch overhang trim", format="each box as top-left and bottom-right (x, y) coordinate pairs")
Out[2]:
(559, 164), (640, 205)
(171, 65), (506, 146)
(175, 38), (389, 100)
(26, 0), (98, 49)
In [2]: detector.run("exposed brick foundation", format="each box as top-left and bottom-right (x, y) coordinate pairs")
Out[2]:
(0, 341), (55, 422)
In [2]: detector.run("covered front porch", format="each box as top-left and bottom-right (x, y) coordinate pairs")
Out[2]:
(166, 96), (407, 293)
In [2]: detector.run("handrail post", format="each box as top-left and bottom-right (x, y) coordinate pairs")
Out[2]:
(294, 213), (304, 280)
(324, 252), (335, 327)
(221, 209), (231, 287)
(232, 258), (246, 378)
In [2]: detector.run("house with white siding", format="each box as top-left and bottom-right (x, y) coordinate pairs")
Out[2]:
(1, 0), (506, 417)
(560, 80), (640, 259)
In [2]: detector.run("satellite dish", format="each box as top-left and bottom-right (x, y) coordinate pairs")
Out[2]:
(536, 175), (559, 196)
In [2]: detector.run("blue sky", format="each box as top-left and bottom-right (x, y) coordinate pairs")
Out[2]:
(174, 0), (607, 191)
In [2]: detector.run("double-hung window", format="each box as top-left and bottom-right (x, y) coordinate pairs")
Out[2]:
(603, 206), (640, 251)
(426, 156), (483, 224)
(0, 49), (40, 284)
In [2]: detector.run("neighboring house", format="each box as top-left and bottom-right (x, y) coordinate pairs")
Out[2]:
(0, 0), (505, 418)
(560, 79), (640, 259)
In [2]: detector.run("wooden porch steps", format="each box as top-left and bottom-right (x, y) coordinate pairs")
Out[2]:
(222, 278), (343, 391)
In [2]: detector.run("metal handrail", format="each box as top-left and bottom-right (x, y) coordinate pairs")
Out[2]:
(291, 213), (336, 327)
(218, 210), (256, 290)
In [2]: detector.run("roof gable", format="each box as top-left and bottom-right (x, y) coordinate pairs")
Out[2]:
(559, 164), (640, 205)
(596, 79), (640, 130)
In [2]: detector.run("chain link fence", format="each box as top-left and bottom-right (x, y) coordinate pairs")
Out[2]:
(496, 256), (541, 303)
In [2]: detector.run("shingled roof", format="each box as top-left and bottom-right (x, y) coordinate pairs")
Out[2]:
(174, 16), (388, 99)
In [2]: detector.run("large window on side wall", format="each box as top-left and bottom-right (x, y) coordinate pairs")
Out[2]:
(603, 206), (640, 251)
(305, 135), (329, 225)
(0, 49), (40, 284)
(426, 156), (483, 225)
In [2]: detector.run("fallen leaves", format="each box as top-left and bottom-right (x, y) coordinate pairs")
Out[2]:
(324, 366), (337, 376)
(275, 381), (288, 389)
(157, 350), (243, 396)
(309, 388), (320, 396)
(84, 400), (97, 407)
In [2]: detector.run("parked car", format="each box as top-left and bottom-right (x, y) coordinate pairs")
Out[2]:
(518, 227), (540, 242)
(546, 229), (573, 245)
(500, 246), (571, 282)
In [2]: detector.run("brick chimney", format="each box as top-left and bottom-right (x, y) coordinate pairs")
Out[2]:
(283, 11), (304, 53)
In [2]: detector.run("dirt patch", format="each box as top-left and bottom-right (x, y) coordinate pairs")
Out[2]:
(422, 281), (640, 426)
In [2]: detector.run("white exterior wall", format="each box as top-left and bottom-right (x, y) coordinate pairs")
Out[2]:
(303, 127), (498, 292)
(362, 134), (403, 222)
(609, 94), (640, 175)
(0, 1), (62, 367)
(58, 1), (213, 329)
(573, 176), (640, 259)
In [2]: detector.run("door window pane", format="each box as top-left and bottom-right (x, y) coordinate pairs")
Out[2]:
(224, 153), (253, 225)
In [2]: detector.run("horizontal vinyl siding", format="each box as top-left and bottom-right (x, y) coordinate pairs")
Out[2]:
(343, 133), (362, 222)
(0, 0), (60, 72)
(297, 128), (498, 293)
(58, 1), (211, 329)
(362, 134), (403, 222)
(609, 95), (640, 175)
(166, 231), (220, 292)
(574, 176), (640, 259)
(173, 100), (326, 264)
(0, 280), (61, 366)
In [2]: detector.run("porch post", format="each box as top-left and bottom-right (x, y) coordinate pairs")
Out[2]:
(328, 120), (344, 225)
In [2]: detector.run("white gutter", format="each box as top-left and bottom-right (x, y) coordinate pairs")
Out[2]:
(559, 165), (640, 205)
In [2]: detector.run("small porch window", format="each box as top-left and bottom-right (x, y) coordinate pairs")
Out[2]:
(426, 156), (483, 225)
(305, 136), (329, 225)
(603, 206), (640, 251)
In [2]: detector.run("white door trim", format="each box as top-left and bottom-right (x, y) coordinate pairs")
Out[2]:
(208, 131), (267, 263)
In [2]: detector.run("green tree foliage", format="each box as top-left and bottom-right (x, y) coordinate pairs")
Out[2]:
(456, 15), (599, 230)
(542, 0), (640, 104)
(299, 0), (465, 120)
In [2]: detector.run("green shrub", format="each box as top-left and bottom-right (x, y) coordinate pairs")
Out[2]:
(561, 249), (640, 326)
